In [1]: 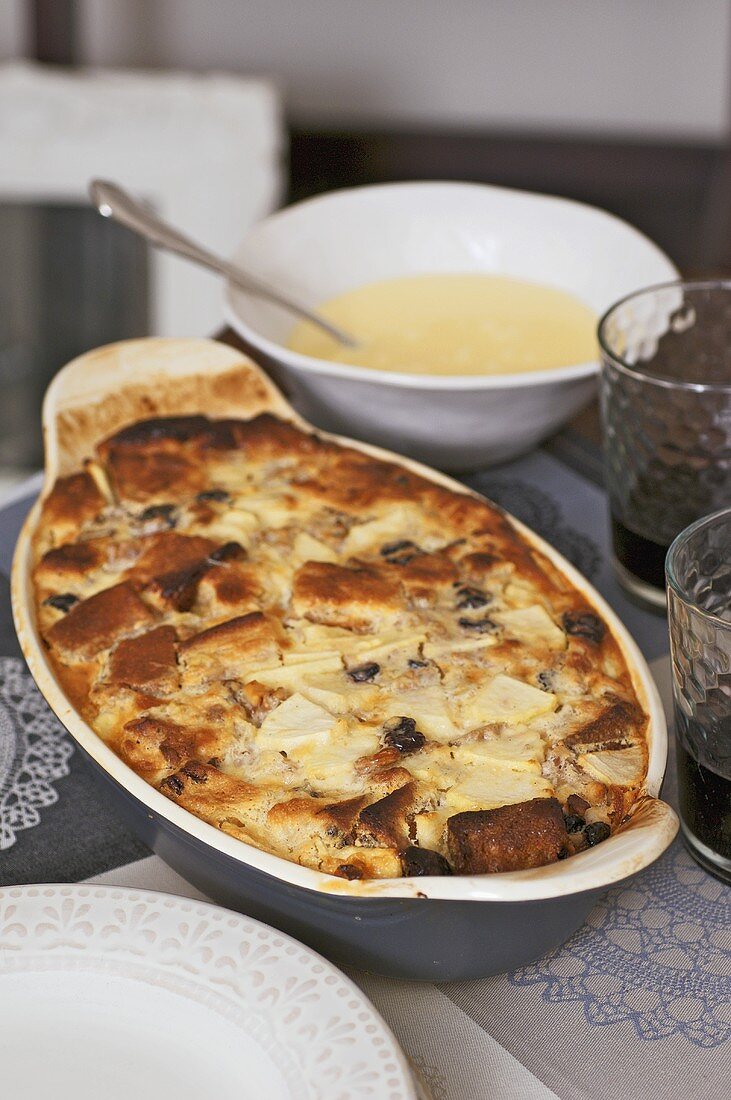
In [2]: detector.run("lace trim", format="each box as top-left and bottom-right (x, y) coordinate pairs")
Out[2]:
(510, 843), (731, 1047)
(0, 656), (74, 850)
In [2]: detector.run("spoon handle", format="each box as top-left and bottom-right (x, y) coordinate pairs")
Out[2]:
(88, 180), (357, 347)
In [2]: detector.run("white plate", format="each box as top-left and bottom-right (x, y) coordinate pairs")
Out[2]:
(0, 885), (416, 1100)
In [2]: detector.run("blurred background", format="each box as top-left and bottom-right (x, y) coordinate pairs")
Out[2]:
(1, 0), (731, 486)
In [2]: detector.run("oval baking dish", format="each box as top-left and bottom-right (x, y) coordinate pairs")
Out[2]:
(12, 338), (678, 980)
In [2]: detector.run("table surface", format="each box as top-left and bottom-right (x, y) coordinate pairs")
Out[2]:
(1, 422), (729, 1100)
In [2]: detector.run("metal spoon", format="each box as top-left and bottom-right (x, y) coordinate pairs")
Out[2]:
(88, 179), (358, 347)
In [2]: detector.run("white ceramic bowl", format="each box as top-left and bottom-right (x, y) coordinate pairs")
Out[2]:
(224, 181), (678, 469)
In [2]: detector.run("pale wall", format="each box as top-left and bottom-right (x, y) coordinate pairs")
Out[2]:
(79, 0), (731, 139)
(2, 0), (730, 139)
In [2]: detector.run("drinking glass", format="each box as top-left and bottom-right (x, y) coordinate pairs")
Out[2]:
(667, 507), (731, 883)
(599, 280), (731, 609)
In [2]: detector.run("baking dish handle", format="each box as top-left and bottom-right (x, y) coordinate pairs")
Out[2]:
(40, 337), (293, 486)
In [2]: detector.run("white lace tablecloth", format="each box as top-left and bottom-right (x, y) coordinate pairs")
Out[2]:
(0, 657), (73, 849)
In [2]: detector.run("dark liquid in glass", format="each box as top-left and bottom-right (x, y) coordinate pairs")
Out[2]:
(610, 515), (669, 591)
(675, 709), (731, 881)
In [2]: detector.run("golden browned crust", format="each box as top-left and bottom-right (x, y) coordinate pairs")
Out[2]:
(292, 561), (403, 629)
(108, 625), (179, 696)
(159, 761), (277, 836)
(447, 798), (569, 873)
(196, 562), (261, 616)
(120, 714), (232, 784)
(46, 582), (155, 662)
(33, 408), (650, 879)
(179, 611), (283, 685)
(130, 533), (217, 582)
(356, 781), (425, 848)
(39, 471), (107, 544)
(39, 541), (106, 578)
(562, 699), (643, 753)
(98, 415), (231, 501)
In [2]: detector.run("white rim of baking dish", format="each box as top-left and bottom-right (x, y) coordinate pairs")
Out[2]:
(224, 180), (678, 391)
(12, 338), (678, 902)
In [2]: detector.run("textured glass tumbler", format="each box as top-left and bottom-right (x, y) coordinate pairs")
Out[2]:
(599, 280), (731, 609)
(667, 508), (731, 883)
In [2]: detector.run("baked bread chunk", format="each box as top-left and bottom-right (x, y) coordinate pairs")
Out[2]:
(33, 411), (649, 879)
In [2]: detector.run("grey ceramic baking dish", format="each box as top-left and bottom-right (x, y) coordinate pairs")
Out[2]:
(12, 338), (678, 981)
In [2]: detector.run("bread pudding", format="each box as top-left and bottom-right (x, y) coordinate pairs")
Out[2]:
(32, 410), (648, 879)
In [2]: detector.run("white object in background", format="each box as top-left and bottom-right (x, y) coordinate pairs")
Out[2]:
(225, 181), (678, 469)
(0, 61), (282, 336)
(0, 885), (417, 1100)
